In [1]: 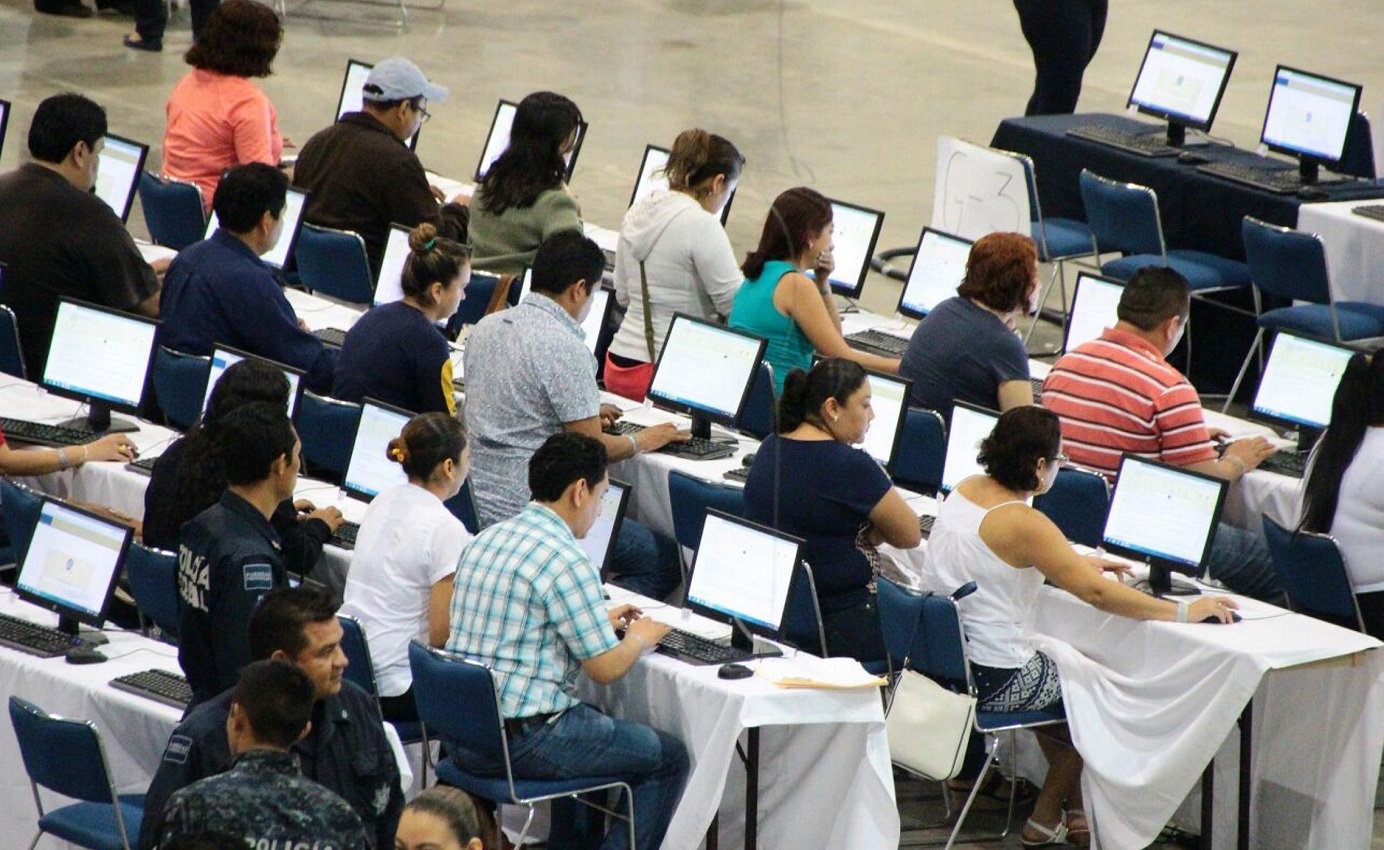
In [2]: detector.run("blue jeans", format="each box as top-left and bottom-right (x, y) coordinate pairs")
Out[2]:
(451, 703), (688, 850)
(1205, 521), (1287, 606)
(608, 520), (681, 601)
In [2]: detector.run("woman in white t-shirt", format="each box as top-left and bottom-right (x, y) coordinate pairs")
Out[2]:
(342, 412), (471, 722)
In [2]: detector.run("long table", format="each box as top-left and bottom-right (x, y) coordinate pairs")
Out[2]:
(1296, 199), (1384, 304)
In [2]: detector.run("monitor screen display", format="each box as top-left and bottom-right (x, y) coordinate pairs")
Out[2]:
(686, 511), (802, 637)
(823, 199), (884, 299)
(1063, 272), (1124, 353)
(898, 228), (973, 320)
(941, 402), (1000, 494)
(1102, 455), (1226, 573)
(93, 134), (148, 223)
(0, 98), (10, 164)
(857, 372), (911, 469)
(43, 299), (158, 413)
(203, 346), (305, 419)
(514, 266), (533, 306)
(1251, 332), (1354, 430)
(1127, 30), (1237, 132)
(343, 399), (411, 501)
(205, 187), (307, 271)
(337, 59), (419, 150)
(475, 99), (585, 182)
(578, 478), (629, 578)
(628, 144), (734, 224)
(17, 499), (131, 630)
(580, 287), (611, 356)
(1260, 66), (1362, 164)
(373, 224), (412, 306)
(647, 314), (766, 428)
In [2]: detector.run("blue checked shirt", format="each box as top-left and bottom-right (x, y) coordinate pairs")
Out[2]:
(446, 502), (619, 718)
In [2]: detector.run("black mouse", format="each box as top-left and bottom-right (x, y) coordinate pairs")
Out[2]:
(741, 452), (756, 467)
(1177, 151), (1209, 166)
(1297, 186), (1330, 201)
(65, 645), (107, 665)
(718, 662), (753, 680)
(1200, 611), (1243, 624)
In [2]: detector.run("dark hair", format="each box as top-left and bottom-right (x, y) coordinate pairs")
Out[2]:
(529, 432), (607, 503)
(1300, 354), (1381, 533)
(404, 788), (486, 847)
(162, 834), (246, 850)
(530, 230), (603, 296)
(977, 406), (1063, 492)
(212, 163), (288, 233)
(184, 0), (282, 78)
(401, 222), (472, 308)
(742, 187), (832, 281)
(388, 412), (467, 482)
(28, 93), (106, 164)
(231, 660), (315, 748)
(214, 401), (296, 486)
(249, 586), (340, 661)
(477, 91), (582, 215)
(1116, 266), (1191, 331)
(665, 129), (744, 198)
(778, 359), (868, 434)
(956, 232), (1038, 313)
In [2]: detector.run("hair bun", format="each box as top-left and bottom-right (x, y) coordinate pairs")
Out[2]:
(408, 222), (440, 254)
(386, 436), (410, 465)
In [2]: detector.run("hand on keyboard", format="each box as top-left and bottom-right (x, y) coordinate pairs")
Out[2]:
(626, 422), (688, 455)
(1225, 436), (1278, 472)
(87, 433), (140, 463)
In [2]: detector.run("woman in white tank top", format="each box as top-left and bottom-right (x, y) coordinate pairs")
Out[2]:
(924, 407), (1238, 848)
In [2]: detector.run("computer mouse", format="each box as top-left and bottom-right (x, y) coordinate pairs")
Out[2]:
(1176, 151), (1210, 166)
(1297, 186), (1330, 201)
(1200, 611), (1243, 624)
(741, 453), (756, 468)
(718, 662), (754, 680)
(65, 645), (108, 665)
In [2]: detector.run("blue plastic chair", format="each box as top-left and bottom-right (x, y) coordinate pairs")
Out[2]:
(0, 304), (27, 379)
(868, 577), (928, 676)
(443, 479), (480, 535)
(124, 542), (180, 642)
(294, 391), (362, 481)
(667, 469), (746, 586)
(1032, 465), (1111, 548)
(337, 615), (430, 781)
(137, 172), (205, 250)
(891, 408), (946, 494)
(1, 478), (44, 562)
(9, 696), (145, 850)
(151, 345), (212, 431)
(737, 362), (776, 440)
(408, 642), (636, 849)
(295, 223), (375, 305)
(447, 273), (507, 335)
(1338, 112), (1376, 181)
(1262, 516), (1365, 632)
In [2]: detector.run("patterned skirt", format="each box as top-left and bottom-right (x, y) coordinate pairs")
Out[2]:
(971, 650), (1065, 715)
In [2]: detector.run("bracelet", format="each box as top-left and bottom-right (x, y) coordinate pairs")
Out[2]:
(1224, 455), (1248, 477)
(626, 434), (640, 457)
(80, 445), (89, 465)
(1176, 601), (1189, 624)
(56, 448), (68, 471)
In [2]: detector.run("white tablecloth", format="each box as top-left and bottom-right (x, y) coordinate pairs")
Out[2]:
(1296, 200), (1384, 304)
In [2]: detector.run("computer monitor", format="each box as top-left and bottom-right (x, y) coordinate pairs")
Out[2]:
(579, 477), (631, 581)
(474, 99), (587, 182)
(0, 98), (10, 163)
(337, 59), (419, 150)
(1062, 272), (1124, 354)
(92, 134), (149, 223)
(1102, 454), (1227, 597)
(16, 498), (132, 637)
(858, 371), (912, 470)
(897, 227), (974, 320)
(1126, 30), (1238, 146)
(514, 266), (534, 306)
(43, 298), (158, 433)
(685, 510), (804, 652)
(342, 398), (412, 502)
(646, 313), (767, 441)
(1250, 331), (1354, 450)
(628, 144), (734, 225)
(822, 198), (885, 300)
(203, 345), (306, 419)
(1259, 65), (1363, 184)
(580, 286), (613, 356)
(940, 402), (1000, 494)
(373, 223), (412, 307)
(204, 186), (308, 271)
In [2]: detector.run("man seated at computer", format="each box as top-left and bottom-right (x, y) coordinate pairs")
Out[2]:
(293, 57), (468, 277)
(140, 587), (403, 850)
(1040, 266), (1287, 603)
(464, 230), (685, 600)
(0, 92), (161, 380)
(159, 163), (337, 395)
(446, 432), (688, 850)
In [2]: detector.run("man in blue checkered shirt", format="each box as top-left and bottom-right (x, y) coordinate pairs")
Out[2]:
(446, 432), (688, 850)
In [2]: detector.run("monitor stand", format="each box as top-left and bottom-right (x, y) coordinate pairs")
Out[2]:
(1145, 564), (1201, 598)
(57, 615), (109, 645)
(730, 618), (784, 658)
(1299, 157), (1321, 186)
(1165, 122), (1187, 148)
(56, 402), (139, 435)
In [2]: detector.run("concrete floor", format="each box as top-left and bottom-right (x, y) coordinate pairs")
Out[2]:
(4, 0), (1383, 845)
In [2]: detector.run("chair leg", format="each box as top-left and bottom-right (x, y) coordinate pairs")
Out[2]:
(944, 737), (1003, 850)
(1221, 329), (1264, 414)
(514, 803), (538, 848)
(28, 832), (41, 850)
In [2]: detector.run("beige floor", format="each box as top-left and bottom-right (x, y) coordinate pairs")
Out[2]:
(3, 0), (1383, 845)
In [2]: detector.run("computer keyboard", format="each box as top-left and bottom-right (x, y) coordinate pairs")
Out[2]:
(919, 514), (936, 539)
(1258, 451), (1308, 479)
(602, 248), (616, 272)
(1030, 377), (1045, 399)
(0, 611), (83, 657)
(1195, 161), (1301, 194)
(723, 466), (750, 483)
(1066, 124), (1181, 158)
(127, 455), (158, 475)
(331, 520), (360, 550)
(110, 668), (192, 709)
(315, 327), (348, 348)
(603, 421), (736, 461)
(845, 329), (909, 357)
(655, 628), (753, 666)
(1351, 204), (1384, 223)
(0, 416), (97, 447)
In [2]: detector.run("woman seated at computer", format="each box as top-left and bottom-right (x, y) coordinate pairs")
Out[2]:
(0, 429), (135, 476)
(154, 0), (286, 213)
(143, 359), (342, 573)
(333, 223), (470, 415)
(898, 231), (1038, 422)
(605, 129), (745, 400)
(468, 92), (584, 277)
(742, 359), (921, 662)
(341, 412), (471, 723)
(922, 405), (1238, 847)
(728, 187), (899, 395)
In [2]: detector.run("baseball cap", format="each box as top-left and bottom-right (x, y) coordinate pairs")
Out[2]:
(362, 57), (449, 104)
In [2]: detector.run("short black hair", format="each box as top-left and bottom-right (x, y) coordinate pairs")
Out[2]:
(778, 358), (868, 433)
(530, 230), (603, 297)
(529, 432), (607, 502)
(249, 586), (340, 661)
(1116, 266), (1191, 331)
(212, 163), (288, 233)
(28, 93), (106, 164)
(977, 406), (1063, 492)
(213, 401), (296, 486)
(231, 659), (315, 748)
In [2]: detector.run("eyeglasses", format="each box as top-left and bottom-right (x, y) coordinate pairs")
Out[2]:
(1049, 453), (1070, 466)
(412, 101), (432, 123)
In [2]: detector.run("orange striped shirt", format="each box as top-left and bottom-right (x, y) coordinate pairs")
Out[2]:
(1040, 327), (1215, 479)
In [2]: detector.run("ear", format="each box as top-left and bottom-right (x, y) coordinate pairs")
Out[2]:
(294, 720), (312, 744)
(566, 476), (590, 510)
(269, 648), (290, 663)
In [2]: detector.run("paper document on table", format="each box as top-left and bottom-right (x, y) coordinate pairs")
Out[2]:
(757, 655), (886, 689)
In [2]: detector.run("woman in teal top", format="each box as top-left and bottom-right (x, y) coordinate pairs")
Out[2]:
(729, 187), (900, 394)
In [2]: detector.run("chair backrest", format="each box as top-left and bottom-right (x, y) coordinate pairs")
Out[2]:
(1241, 216), (1333, 306)
(737, 362), (776, 440)
(1338, 111), (1376, 181)
(137, 171), (206, 250)
(443, 478), (480, 534)
(0, 478), (43, 561)
(910, 591), (972, 694)
(295, 224), (375, 305)
(666, 470), (746, 552)
(295, 391), (362, 480)
(152, 345), (212, 431)
(125, 542), (180, 640)
(1374, 101), (1384, 185)
(1078, 169), (1166, 258)
(1032, 466), (1111, 548)
(0, 304), (26, 379)
(1261, 515), (1365, 631)
(338, 615), (379, 697)
(875, 578), (926, 666)
(448, 273), (504, 333)
(891, 408), (946, 494)
(9, 697), (120, 804)
(409, 642), (514, 782)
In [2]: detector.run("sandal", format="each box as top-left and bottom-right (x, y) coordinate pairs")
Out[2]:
(1065, 808), (1090, 848)
(1020, 816), (1070, 848)
(946, 772), (1039, 810)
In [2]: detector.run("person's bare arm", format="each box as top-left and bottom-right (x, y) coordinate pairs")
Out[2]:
(134, 288), (161, 317)
(866, 488), (922, 549)
(427, 574), (455, 647)
(775, 273), (900, 373)
(996, 379), (1035, 411)
(1184, 436), (1277, 481)
(580, 608), (670, 684)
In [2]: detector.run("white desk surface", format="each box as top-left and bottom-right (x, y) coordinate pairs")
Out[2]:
(1296, 199), (1384, 304)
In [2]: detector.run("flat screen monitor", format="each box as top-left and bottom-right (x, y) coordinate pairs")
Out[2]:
(373, 223), (412, 307)
(858, 371), (911, 470)
(204, 186), (308, 271)
(0, 98), (10, 163)
(580, 286), (613, 356)
(203, 345), (306, 420)
(823, 198), (884, 300)
(342, 398), (412, 502)
(940, 401), (1000, 494)
(1250, 331), (1354, 442)
(1126, 30), (1237, 145)
(337, 59), (419, 150)
(1103, 454), (1227, 596)
(514, 266), (533, 306)
(646, 313), (767, 440)
(93, 134), (149, 223)
(17, 498), (132, 636)
(43, 298), (158, 433)
(628, 144), (734, 225)
(898, 227), (974, 320)
(685, 510), (804, 651)
(1062, 272), (1124, 354)
(579, 477), (630, 581)
(1260, 65), (1362, 182)
(474, 99), (586, 182)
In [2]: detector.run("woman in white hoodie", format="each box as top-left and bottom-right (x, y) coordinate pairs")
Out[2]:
(605, 129), (745, 400)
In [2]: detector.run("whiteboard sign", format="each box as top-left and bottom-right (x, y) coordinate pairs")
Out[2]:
(932, 136), (1030, 241)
